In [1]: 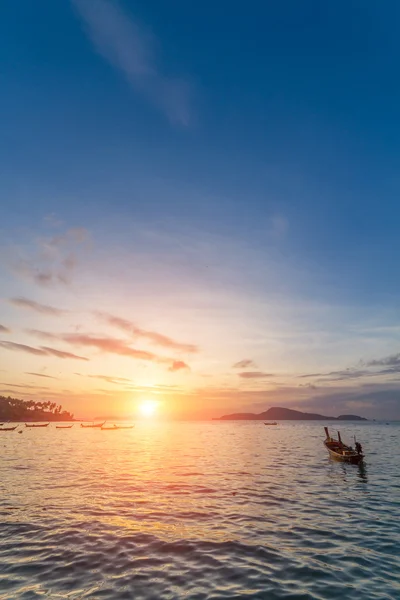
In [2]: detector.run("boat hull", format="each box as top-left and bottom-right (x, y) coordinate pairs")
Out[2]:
(324, 442), (364, 464)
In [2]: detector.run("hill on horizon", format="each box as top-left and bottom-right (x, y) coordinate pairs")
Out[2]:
(216, 406), (367, 421)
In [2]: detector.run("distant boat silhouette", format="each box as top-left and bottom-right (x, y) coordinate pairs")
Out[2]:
(264, 422), (278, 425)
(101, 424), (134, 430)
(25, 423), (49, 428)
(80, 422), (105, 428)
(56, 424), (74, 429)
(0, 425), (18, 431)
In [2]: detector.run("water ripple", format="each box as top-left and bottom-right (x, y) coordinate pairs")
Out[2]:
(0, 421), (399, 599)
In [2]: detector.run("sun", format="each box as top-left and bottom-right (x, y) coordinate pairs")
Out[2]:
(138, 400), (158, 418)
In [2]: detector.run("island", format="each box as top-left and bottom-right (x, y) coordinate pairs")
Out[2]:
(0, 395), (74, 422)
(215, 406), (367, 421)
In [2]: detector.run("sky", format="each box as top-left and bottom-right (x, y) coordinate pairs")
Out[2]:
(1, 0), (400, 420)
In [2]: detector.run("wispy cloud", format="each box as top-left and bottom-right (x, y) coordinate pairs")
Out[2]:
(56, 333), (157, 361)
(299, 351), (400, 383)
(365, 352), (400, 368)
(0, 324), (10, 334)
(0, 382), (50, 390)
(11, 228), (88, 288)
(10, 297), (67, 316)
(72, 0), (192, 125)
(0, 341), (47, 356)
(41, 346), (89, 361)
(25, 329), (58, 341)
(239, 371), (274, 379)
(233, 359), (256, 369)
(168, 360), (190, 373)
(298, 372), (325, 379)
(0, 340), (88, 361)
(25, 372), (58, 379)
(96, 312), (198, 353)
(28, 329), (191, 369)
(88, 374), (133, 384)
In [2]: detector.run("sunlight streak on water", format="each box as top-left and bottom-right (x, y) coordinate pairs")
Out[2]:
(0, 421), (399, 599)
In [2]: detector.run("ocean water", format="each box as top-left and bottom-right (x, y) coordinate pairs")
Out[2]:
(0, 421), (399, 600)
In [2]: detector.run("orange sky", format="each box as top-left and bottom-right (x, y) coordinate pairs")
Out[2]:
(0, 224), (399, 420)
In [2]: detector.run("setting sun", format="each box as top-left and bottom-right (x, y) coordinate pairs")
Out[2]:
(138, 400), (158, 418)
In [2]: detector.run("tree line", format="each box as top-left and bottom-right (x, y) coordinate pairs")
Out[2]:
(0, 396), (74, 421)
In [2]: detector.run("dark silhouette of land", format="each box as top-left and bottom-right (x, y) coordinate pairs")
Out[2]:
(0, 395), (74, 421)
(216, 406), (367, 421)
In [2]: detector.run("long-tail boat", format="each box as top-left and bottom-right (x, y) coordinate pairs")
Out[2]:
(25, 423), (49, 428)
(101, 424), (134, 430)
(56, 424), (74, 429)
(264, 422), (278, 425)
(323, 427), (364, 464)
(0, 425), (18, 431)
(80, 422), (105, 428)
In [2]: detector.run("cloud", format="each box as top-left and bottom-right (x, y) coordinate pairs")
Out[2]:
(25, 329), (57, 341)
(0, 340), (88, 361)
(366, 353), (400, 369)
(297, 372), (325, 379)
(168, 360), (190, 373)
(239, 371), (274, 379)
(299, 351), (400, 384)
(233, 359), (256, 369)
(9, 297), (67, 316)
(40, 346), (89, 361)
(0, 341), (48, 356)
(0, 382), (50, 390)
(44, 213), (63, 228)
(11, 227), (89, 288)
(72, 0), (192, 125)
(60, 333), (157, 361)
(25, 372), (58, 379)
(0, 325), (10, 334)
(96, 312), (198, 353)
(27, 329), (191, 369)
(88, 374), (133, 384)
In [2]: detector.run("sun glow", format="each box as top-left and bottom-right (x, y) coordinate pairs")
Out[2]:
(138, 400), (158, 418)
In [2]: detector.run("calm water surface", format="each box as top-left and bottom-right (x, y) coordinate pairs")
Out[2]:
(0, 421), (399, 599)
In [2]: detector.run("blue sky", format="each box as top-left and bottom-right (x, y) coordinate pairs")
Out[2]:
(1, 0), (400, 419)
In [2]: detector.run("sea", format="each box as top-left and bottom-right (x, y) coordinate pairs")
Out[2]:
(0, 421), (399, 600)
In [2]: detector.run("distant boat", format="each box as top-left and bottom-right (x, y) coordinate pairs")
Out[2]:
(25, 423), (49, 428)
(264, 422), (278, 425)
(101, 424), (134, 430)
(80, 422), (105, 428)
(323, 427), (364, 464)
(0, 425), (17, 431)
(56, 424), (74, 429)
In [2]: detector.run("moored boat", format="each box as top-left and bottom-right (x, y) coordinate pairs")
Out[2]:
(323, 427), (364, 464)
(101, 424), (134, 430)
(25, 423), (49, 428)
(56, 424), (74, 429)
(0, 425), (18, 431)
(264, 422), (278, 425)
(80, 422), (105, 428)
